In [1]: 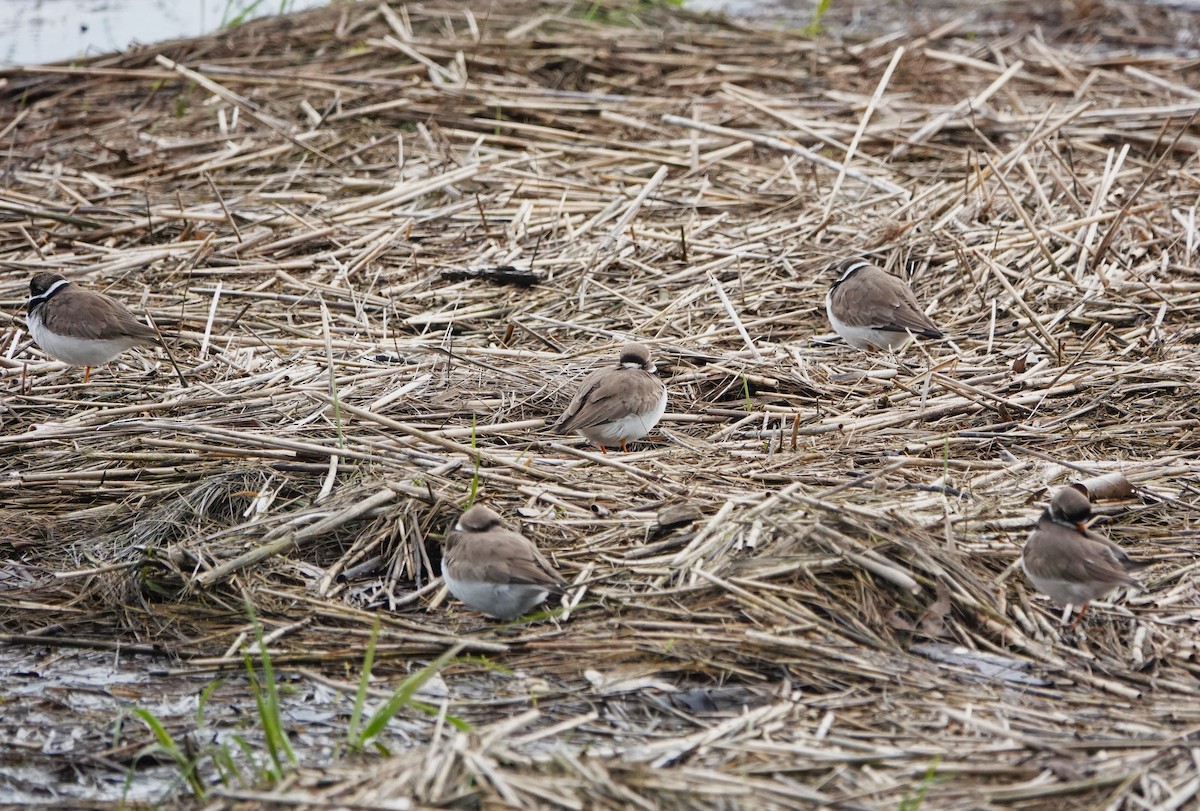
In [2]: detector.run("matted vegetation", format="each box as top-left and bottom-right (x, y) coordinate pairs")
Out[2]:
(1, 0), (1199, 807)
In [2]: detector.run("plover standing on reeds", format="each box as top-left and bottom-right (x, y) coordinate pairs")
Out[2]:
(1021, 487), (1151, 630)
(26, 272), (158, 382)
(440, 504), (566, 621)
(825, 259), (943, 352)
(554, 342), (667, 453)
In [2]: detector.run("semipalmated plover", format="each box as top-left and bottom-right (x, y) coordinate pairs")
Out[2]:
(825, 259), (943, 352)
(555, 342), (667, 453)
(1021, 487), (1149, 629)
(441, 504), (566, 621)
(26, 272), (158, 382)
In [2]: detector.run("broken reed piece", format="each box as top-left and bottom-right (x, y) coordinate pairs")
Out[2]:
(1069, 472), (1134, 502)
(657, 502), (703, 530)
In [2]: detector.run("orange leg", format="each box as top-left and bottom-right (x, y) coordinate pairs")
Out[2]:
(1068, 603), (1089, 631)
(598, 445), (607, 455)
(620, 440), (629, 453)
(83, 366), (92, 384)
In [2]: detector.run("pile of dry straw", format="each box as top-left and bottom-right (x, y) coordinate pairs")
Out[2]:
(1, 0), (1198, 807)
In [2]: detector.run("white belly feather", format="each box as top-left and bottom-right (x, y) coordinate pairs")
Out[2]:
(578, 388), (668, 446)
(825, 291), (912, 352)
(443, 569), (552, 621)
(28, 312), (146, 366)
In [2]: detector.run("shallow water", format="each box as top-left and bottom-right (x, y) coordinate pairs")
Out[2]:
(4, 0), (1197, 66)
(0, 0), (327, 66)
(0, 644), (444, 803)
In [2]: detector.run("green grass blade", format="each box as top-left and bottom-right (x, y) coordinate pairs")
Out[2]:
(466, 414), (480, 507)
(132, 708), (206, 799)
(242, 602), (297, 780)
(230, 733), (262, 781)
(357, 643), (465, 745)
(899, 756), (943, 810)
(407, 700), (472, 732)
(348, 618), (382, 745)
(804, 0), (832, 36)
(196, 678), (222, 727)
